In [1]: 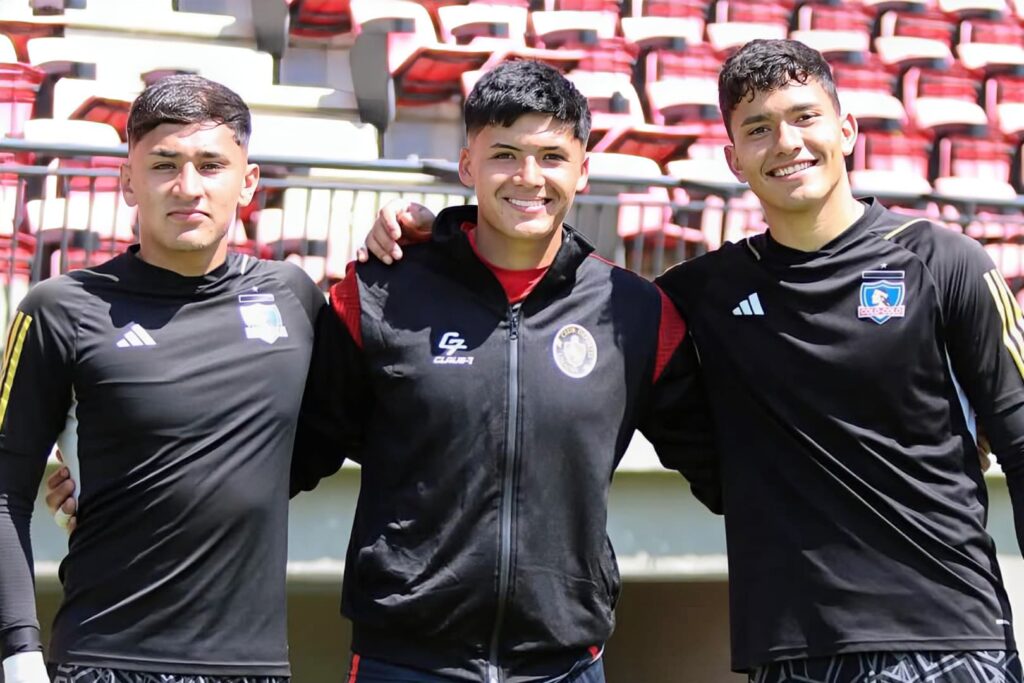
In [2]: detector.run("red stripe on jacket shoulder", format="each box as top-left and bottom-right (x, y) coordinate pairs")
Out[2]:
(654, 287), (687, 383)
(329, 261), (363, 350)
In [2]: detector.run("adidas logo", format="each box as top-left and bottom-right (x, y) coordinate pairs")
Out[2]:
(116, 323), (157, 348)
(732, 293), (764, 316)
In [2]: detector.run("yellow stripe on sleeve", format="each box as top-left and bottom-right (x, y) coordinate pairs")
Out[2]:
(984, 271), (1024, 380)
(997, 272), (1024, 343)
(1, 311), (25, 372)
(992, 273), (1024, 364)
(0, 312), (32, 428)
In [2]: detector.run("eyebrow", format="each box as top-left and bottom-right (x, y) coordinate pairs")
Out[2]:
(148, 148), (229, 159)
(740, 104), (817, 128)
(489, 142), (569, 153)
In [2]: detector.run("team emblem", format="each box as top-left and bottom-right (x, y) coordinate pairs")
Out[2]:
(857, 270), (906, 325)
(552, 324), (597, 379)
(238, 293), (289, 344)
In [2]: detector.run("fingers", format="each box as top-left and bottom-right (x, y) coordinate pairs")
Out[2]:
(366, 219), (403, 265)
(54, 505), (77, 533)
(44, 468), (74, 514)
(409, 203), (436, 234)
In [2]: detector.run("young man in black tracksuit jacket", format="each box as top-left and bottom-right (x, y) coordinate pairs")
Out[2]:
(291, 61), (721, 683)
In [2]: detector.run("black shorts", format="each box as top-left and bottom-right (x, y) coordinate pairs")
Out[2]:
(749, 651), (1022, 683)
(49, 664), (288, 683)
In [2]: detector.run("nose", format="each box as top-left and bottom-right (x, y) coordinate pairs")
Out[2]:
(173, 162), (202, 198)
(774, 122), (801, 154)
(514, 156), (543, 186)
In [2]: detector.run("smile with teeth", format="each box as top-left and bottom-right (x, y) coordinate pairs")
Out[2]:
(506, 197), (550, 208)
(769, 160), (816, 177)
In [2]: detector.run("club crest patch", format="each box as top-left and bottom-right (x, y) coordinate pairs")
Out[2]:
(857, 270), (906, 325)
(238, 293), (288, 344)
(552, 324), (597, 379)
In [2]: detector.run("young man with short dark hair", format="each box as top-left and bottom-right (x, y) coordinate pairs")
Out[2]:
(0, 75), (325, 683)
(292, 59), (720, 683)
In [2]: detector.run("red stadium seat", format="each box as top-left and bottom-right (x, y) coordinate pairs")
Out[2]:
(68, 95), (131, 141)
(643, 42), (721, 85)
(350, 0), (491, 106)
(437, 3), (528, 44)
(0, 62), (44, 139)
(530, 10), (618, 49)
(831, 53), (898, 97)
(985, 74), (1024, 135)
(288, 0), (353, 37)
(936, 0), (1006, 19)
(634, 0), (710, 19)
(566, 72), (646, 148)
(645, 76), (719, 125)
(707, 0), (788, 53)
(852, 131), (932, 187)
(903, 63), (988, 134)
(620, 14), (704, 52)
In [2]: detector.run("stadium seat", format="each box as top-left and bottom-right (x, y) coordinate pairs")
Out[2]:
(790, 30), (872, 61)
(565, 72), (646, 148)
(793, 3), (873, 33)
(529, 9), (618, 49)
(902, 63), (988, 134)
(21, 118), (135, 256)
(620, 14), (704, 52)
(831, 53), (898, 97)
(937, 0), (1006, 19)
(848, 168), (933, 198)
(437, 3), (528, 44)
(707, 21), (788, 54)
(934, 135), (1015, 196)
(349, 0), (491, 107)
(642, 42), (722, 86)
(985, 74), (1024, 136)
(288, 0), (353, 37)
(632, 0), (710, 19)
(851, 131), (932, 189)
(0, 61), (44, 138)
(707, 0), (788, 53)
(838, 89), (907, 131)
(645, 77), (719, 126)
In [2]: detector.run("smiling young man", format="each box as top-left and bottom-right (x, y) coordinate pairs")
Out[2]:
(0, 75), (325, 683)
(655, 39), (1024, 682)
(289, 59), (720, 683)
(358, 40), (1024, 683)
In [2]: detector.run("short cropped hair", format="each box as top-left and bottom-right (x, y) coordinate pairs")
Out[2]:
(718, 39), (841, 139)
(127, 74), (251, 148)
(464, 60), (591, 143)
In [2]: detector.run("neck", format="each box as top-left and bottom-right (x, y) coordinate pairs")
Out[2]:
(762, 183), (865, 252)
(137, 240), (228, 276)
(473, 224), (563, 270)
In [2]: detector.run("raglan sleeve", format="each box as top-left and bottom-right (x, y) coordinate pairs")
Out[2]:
(289, 263), (372, 496)
(637, 287), (722, 514)
(0, 282), (77, 673)
(935, 231), (1024, 556)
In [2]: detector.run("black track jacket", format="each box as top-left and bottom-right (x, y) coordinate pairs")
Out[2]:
(293, 205), (720, 683)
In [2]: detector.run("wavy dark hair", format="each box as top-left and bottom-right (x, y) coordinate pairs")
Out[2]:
(718, 39), (841, 140)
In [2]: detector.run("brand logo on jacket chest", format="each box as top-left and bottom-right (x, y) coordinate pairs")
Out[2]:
(434, 331), (474, 365)
(552, 324), (597, 378)
(858, 270), (906, 325)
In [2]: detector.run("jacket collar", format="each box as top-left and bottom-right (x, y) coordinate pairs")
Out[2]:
(432, 205), (595, 309)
